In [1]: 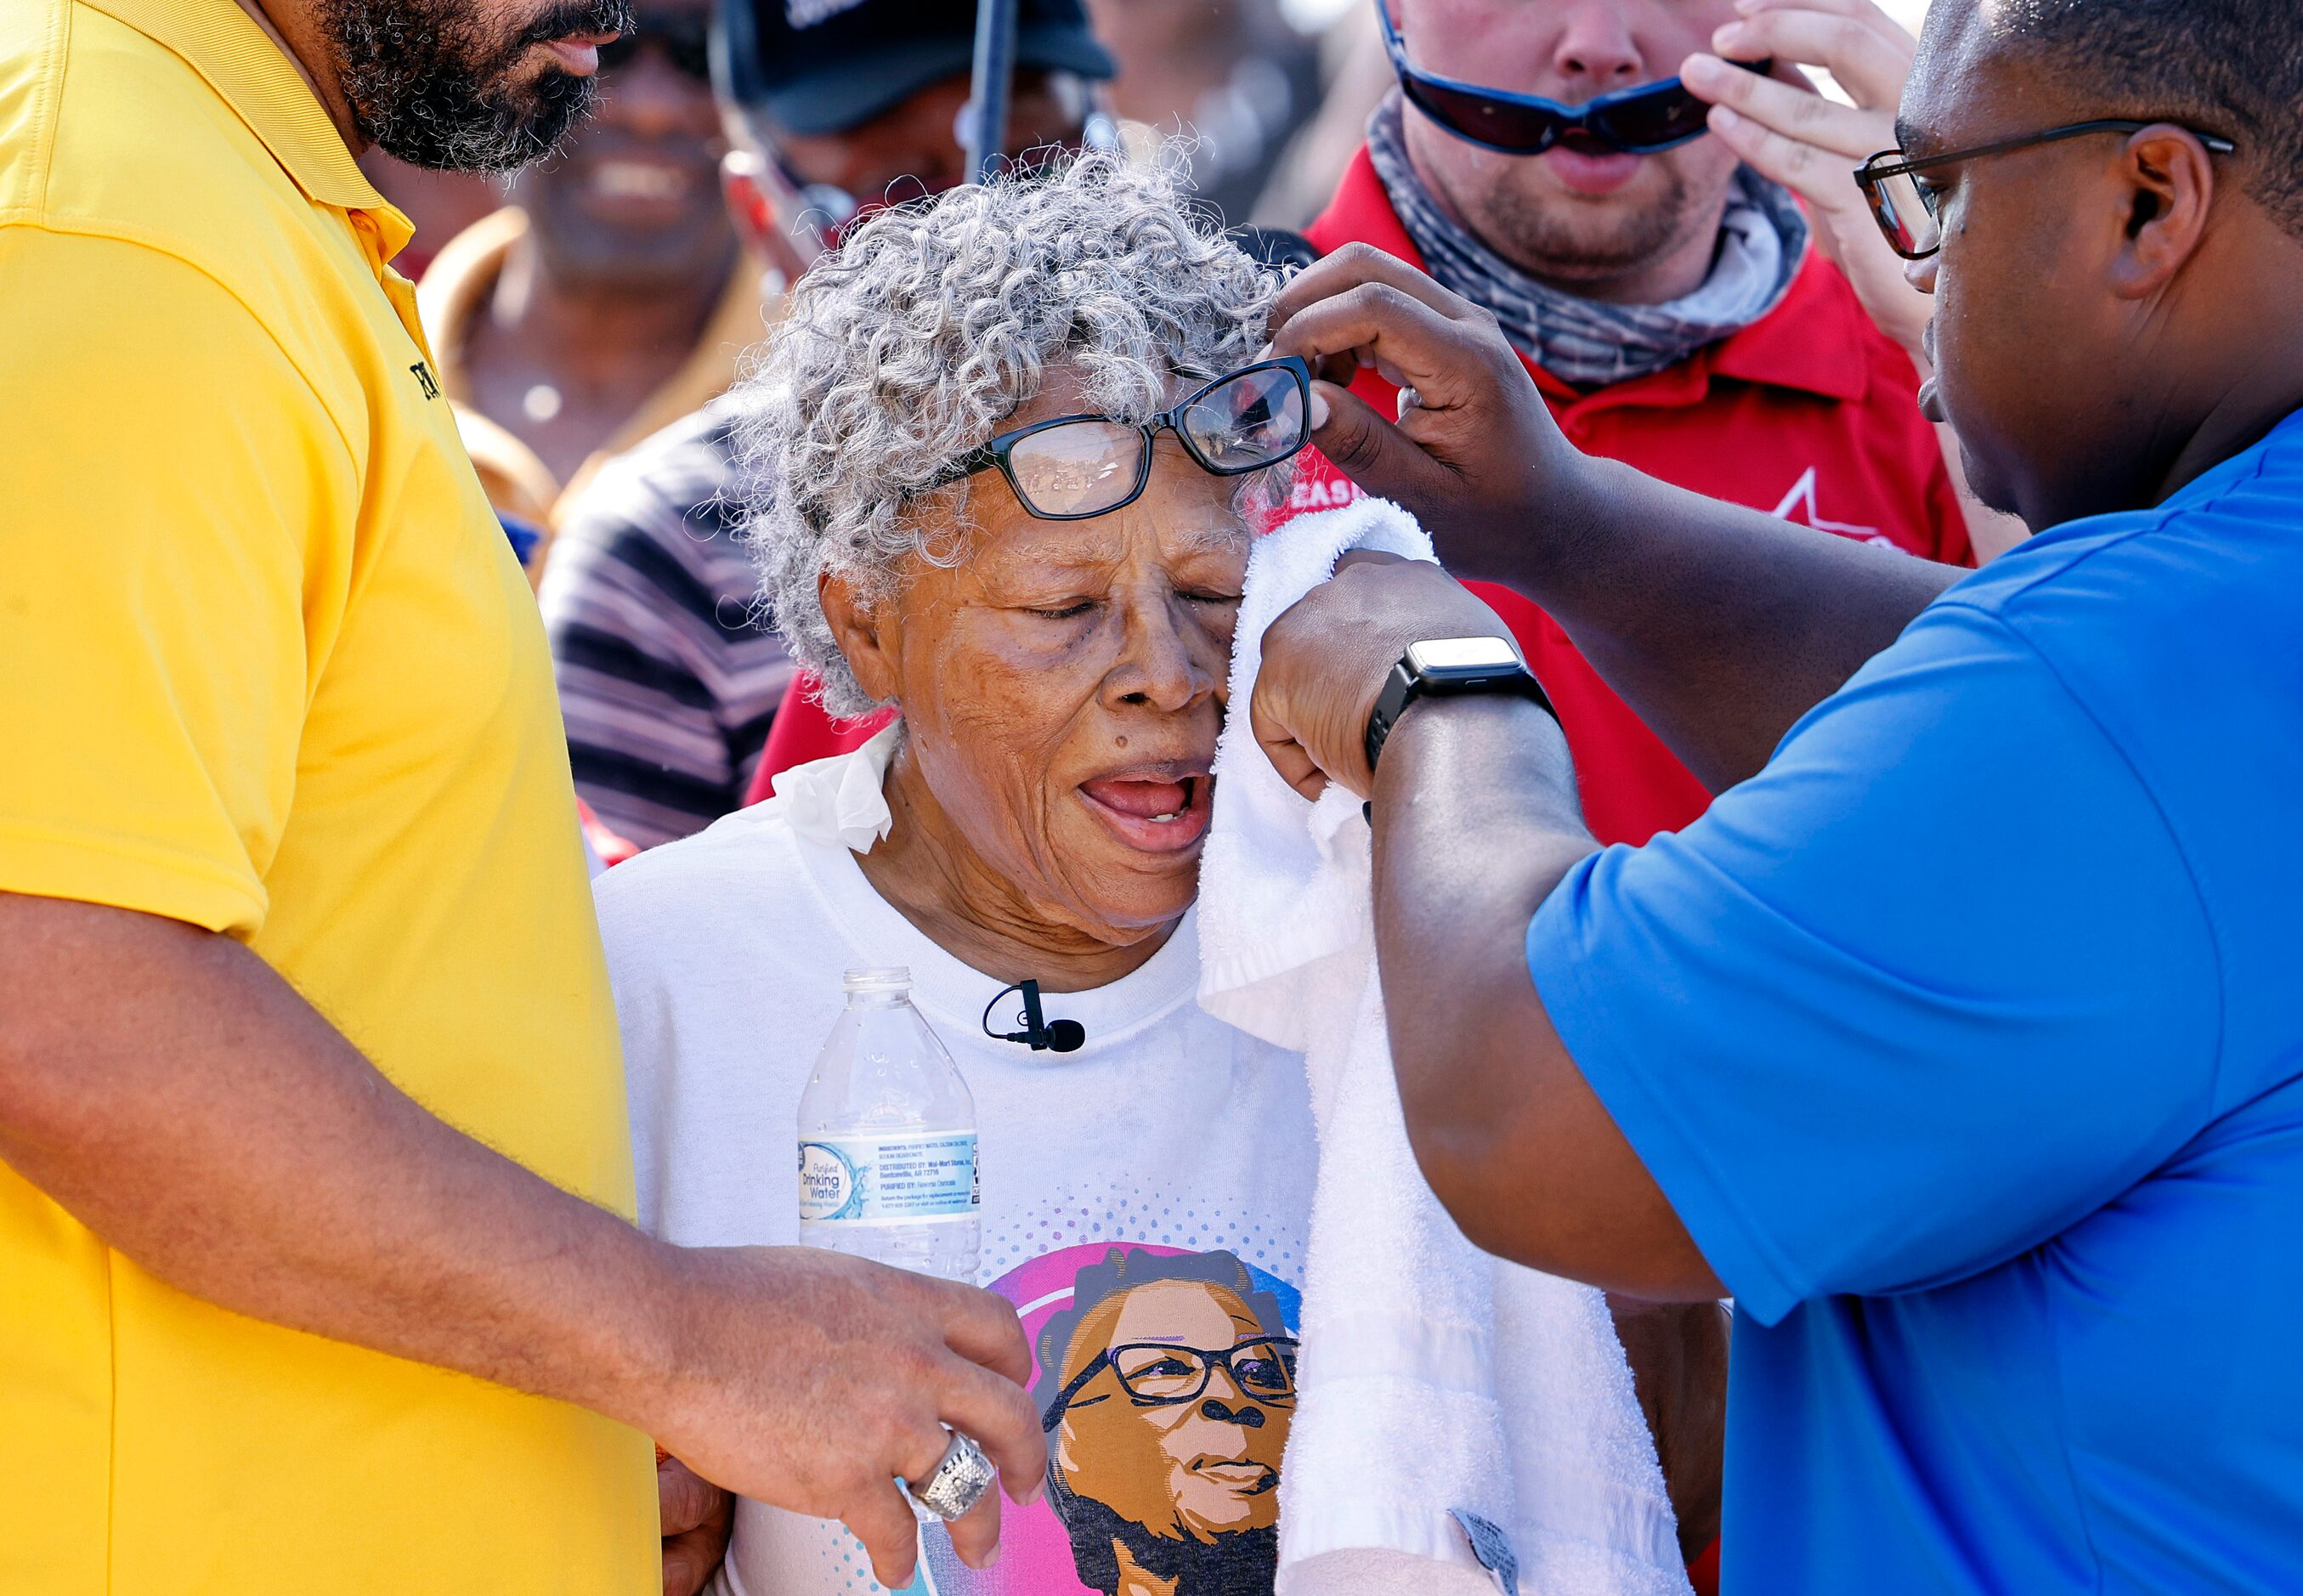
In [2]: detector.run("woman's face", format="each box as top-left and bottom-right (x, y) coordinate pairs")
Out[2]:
(839, 366), (1251, 947)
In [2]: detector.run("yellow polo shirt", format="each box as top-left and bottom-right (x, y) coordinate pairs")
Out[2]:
(0, 0), (655, 1590)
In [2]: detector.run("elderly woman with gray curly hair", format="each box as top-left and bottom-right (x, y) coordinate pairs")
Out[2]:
(594, 154), (1718, 1596)
(597, 151), (1318, 1596)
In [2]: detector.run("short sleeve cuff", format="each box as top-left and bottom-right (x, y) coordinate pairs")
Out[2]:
(1525, 859), (1806, 1326)
(0, 822), (268, 937)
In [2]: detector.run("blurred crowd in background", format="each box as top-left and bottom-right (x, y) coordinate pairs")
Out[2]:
(352, 0), (1961, 869)
(15, 0), (2301, 1588)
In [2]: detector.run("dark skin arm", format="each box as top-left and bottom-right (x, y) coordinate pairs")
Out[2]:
(1372, 695), (1726, 1548)
(1266, 245), (1962, 791)
(1613, 1294), (1729, 1557)
(1253, 556), (1727, 1554)
(0, 893), (1044, 1591)
(1252, 555), (1723, 1299)
(659, 1453), (735, 1596)
(1371, 695), (1722, 1300)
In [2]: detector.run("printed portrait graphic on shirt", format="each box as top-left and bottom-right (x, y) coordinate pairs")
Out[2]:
(917, 1242), (1301, 1596)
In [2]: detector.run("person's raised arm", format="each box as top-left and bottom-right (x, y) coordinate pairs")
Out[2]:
(1265, 245), (1961, 790)
(1253, 551), (2221, 1325)
(1248, 554), (1722, 1299)
(0, 894), (1039, 1593)
(1681, 0), (2030, 561)
(1251, 555), (1729, 1548)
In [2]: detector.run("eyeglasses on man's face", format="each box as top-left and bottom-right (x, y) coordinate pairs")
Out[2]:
(922, 357), (1313, 523)
(1375, 0), (1771, 156)
(1041, 1334), (1301, 1429)
(1855, 119), (2238, 261)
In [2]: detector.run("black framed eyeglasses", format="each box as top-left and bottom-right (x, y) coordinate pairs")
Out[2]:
(1855, 119), (2237, 261)
(1376, 0), (1768, 156)
(922, 357), (1313, 522)
(597, 11), (711, 82)
(1041, 1335), (1300, 1429)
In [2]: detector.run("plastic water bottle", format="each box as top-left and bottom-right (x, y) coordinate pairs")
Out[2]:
(797, 967), (981, 1282)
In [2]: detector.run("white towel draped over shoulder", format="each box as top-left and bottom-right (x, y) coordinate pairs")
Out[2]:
(1197, 496), (1690, 1596)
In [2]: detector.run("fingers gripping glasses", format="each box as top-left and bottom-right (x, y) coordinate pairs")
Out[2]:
(1376, 0), (1770, 157)
(1855, 119), (2238, 261)
(921, 357), (1314, 522)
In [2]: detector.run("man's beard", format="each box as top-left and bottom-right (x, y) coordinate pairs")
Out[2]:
(320, 0), (634, 173)
(1476, 161), (1698, 286)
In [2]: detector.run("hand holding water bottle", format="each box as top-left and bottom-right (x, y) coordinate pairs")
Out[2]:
(639, 1243), (1042, 1593)
(625, 972), (1022, 1596)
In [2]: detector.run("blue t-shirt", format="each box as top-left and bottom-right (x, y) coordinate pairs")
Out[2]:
(1526, 408), (2303, 1593)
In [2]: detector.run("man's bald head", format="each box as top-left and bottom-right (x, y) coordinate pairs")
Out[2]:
(1943, 0), (2303, 241)
(1904, 0), (2303, 531)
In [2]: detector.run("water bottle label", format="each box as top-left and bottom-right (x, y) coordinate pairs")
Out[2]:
(798, 1131), (979, 1223)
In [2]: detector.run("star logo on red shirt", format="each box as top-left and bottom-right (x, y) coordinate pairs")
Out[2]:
(1770, 466), (1890, 546)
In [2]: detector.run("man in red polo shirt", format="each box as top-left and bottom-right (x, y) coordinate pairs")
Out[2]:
(1282, 0), (1968, 846)
(749, 1), (1970, 845)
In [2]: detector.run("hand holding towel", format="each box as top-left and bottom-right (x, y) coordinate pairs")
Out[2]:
(1197, 496), (1689, 1596)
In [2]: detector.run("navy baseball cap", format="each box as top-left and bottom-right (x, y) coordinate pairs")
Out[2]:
(715, 0), (1116, 137)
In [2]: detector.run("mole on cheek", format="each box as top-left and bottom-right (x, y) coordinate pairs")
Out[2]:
(1115, 735), (1129, 750)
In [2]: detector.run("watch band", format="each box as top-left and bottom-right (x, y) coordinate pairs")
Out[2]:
(1363, 644), (1557, 775)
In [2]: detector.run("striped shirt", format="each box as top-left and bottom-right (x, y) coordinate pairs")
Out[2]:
(540, 397), (792, 849)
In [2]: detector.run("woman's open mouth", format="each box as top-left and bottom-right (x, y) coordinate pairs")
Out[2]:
(1076, 767), (1214, 854)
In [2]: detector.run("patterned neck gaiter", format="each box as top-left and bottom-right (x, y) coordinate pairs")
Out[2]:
(1364, 92), (1811, 388)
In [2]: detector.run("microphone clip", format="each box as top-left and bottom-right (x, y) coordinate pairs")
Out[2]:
(982, 979), (1086, 1054)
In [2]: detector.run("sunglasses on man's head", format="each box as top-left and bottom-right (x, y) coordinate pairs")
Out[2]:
(596, 12), (710, 82)
(920, 357), (1313, 522)
(1376, 0), (1769, 156)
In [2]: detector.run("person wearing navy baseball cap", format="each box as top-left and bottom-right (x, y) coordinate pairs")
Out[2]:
(714, 0), (1116, 246)
(731, 0), (1113, 137)
(540, 0), (1117, 876)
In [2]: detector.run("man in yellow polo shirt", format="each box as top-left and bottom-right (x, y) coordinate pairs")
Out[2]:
(0, 0), (1043, 1592)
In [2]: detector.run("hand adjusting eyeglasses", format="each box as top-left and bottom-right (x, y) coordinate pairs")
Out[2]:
(1856, 119), (2238, 261)
(920, 356), (1314, 522)
(1375, 0), (1770, 157)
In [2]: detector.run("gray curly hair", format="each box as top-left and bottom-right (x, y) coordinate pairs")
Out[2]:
(735, 150), (1282, 718)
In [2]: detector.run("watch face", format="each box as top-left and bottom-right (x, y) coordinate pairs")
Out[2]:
(1408, 636), (1520, 673)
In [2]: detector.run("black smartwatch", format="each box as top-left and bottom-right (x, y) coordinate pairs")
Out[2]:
(1363, 636), (1557, 775)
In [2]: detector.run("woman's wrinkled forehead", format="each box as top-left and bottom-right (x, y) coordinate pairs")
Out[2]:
(744, 148), (1278, 722)
(998, 357), (1202, 435)
(961, 478), (1251, 589)
(1002, 363), (1105, 433)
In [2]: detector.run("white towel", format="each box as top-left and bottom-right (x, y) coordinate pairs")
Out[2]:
(1197, 496), (1690, 1596)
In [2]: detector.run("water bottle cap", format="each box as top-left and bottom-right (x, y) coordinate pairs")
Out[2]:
(842, 966), (913, 995)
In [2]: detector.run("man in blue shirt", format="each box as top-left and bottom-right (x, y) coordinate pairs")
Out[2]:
(1242, 0), (2303, 1588)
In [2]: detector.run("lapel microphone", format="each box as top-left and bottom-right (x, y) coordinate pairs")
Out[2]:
(982, 979), (1086, 1053)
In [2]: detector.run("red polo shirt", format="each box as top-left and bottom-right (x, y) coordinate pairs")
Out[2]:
(1286, 148), (1970, 844)
(744, 151), (1968, 840)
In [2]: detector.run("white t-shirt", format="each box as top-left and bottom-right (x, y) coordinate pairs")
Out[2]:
(596, 737), (1316, 1596)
